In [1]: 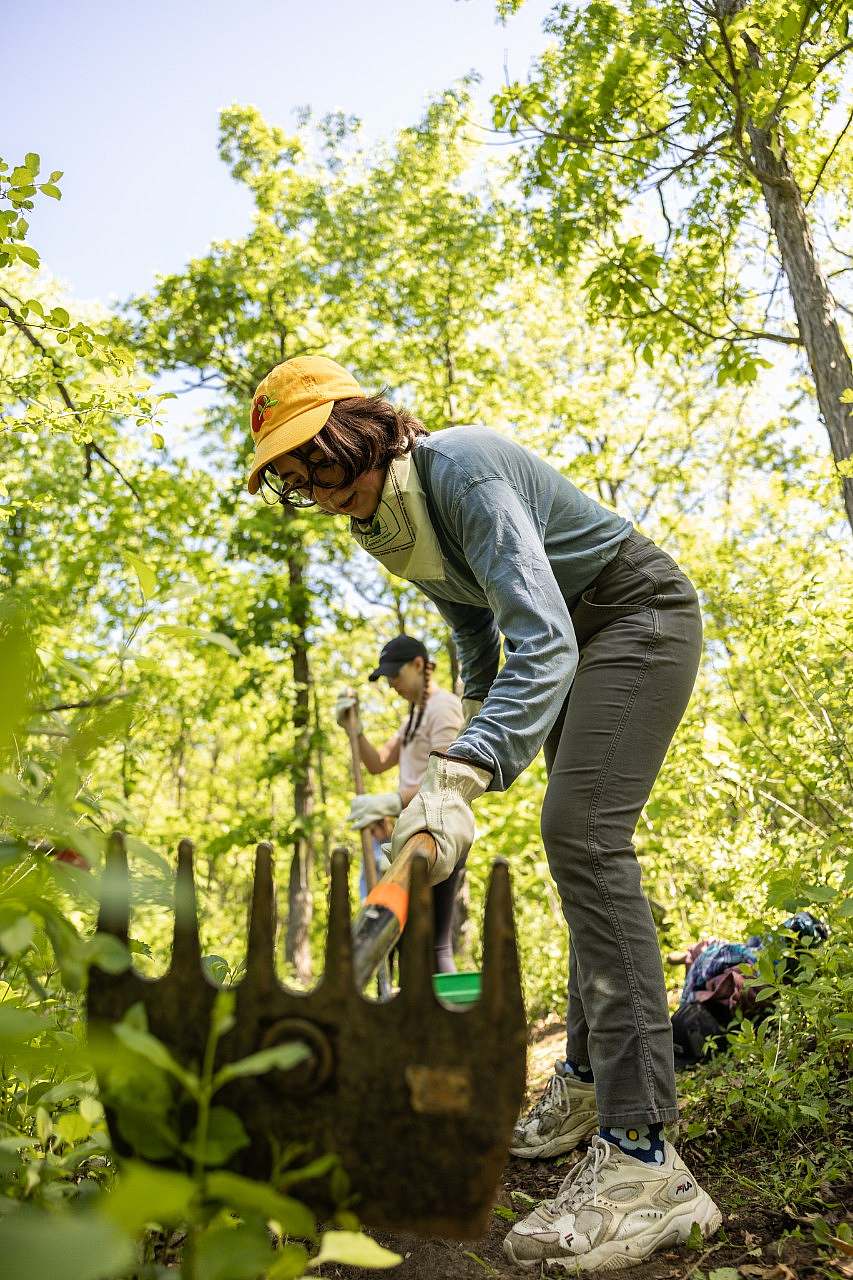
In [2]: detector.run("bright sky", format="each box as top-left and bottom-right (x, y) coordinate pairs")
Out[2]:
(6, 0), (553, 306)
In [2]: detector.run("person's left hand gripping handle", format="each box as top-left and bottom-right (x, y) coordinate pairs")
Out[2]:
(390, 752), (493, 885)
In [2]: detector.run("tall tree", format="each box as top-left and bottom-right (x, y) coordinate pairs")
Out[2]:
(494, 0), (853, 530)
(127, 106), (369, 980)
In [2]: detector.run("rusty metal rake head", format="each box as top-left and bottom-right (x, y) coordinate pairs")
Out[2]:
(87, 834), (527, 1238)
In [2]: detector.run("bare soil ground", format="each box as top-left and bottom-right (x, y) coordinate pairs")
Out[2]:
(324, 1020), (852, 1280)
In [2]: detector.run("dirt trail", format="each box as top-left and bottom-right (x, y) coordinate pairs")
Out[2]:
(326, 1021), (843, 1280)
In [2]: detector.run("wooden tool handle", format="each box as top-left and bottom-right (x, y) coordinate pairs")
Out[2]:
(341, 688), (379, 893)
(343, 687), (366, 794)
(351, 831), (439, 990)
(380, 831), (438, 891)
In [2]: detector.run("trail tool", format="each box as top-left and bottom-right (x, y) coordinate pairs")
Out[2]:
(88, 831), (528, 1238)
(341, 687), (391, 997)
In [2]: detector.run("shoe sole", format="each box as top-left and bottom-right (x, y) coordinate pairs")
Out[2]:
(504, 1191), (722, 1271)
(509, 1116), (599, 1161)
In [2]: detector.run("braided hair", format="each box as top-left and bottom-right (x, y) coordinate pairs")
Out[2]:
(402, 660), (434, 746)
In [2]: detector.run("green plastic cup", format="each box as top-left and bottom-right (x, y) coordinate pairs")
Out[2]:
(432, 970), (482, 1006)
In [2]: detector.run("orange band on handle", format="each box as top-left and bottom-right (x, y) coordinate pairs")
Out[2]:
(365, 880), (409, 928)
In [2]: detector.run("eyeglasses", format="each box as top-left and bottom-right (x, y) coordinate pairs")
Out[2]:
(259, 453), (342, 508)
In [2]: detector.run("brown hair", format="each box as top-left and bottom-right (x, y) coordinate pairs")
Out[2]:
(402, 658), (434, 747)
(308, 393), (427, 490)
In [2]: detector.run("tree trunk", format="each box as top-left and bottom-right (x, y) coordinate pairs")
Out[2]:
(443, 280), (459, 427)
(719, 8), (853, 535)
(284, 513), (315, 984)
(388, 581), (408, 634)
(451, 868), (474, 966)
(174, 726), (186, 813)
(708, 0), (853, 530)
(746, 123), (853, 531)
(311, 680), (331, 877)
(446, 630), (463, 697)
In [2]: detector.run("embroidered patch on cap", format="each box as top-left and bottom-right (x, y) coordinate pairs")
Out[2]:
(251, 394), (278, 434)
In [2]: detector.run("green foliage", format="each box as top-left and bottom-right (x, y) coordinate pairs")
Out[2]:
(492, 0), (853, 523)
(681, 928), (852, 1148)
(2, 53), (851, 1275)
(0, 155), (173, 458)
(492, 0), (852, 365)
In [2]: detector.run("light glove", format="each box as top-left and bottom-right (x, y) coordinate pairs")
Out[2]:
(461, 697), (484, 729)
(389, 753), (493, 885)
(348, 791), (403, 830)
(334, 690), (362, 735)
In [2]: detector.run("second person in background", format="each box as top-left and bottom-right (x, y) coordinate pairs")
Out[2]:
(334, 634), (465, 974)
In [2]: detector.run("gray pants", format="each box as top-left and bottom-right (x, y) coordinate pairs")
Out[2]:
(541, 531), (703, 1127)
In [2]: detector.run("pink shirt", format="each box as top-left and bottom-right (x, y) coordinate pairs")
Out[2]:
(395, 688), (464, 793)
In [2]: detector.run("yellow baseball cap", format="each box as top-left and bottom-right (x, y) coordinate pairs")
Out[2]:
(246, 356), (364, 494)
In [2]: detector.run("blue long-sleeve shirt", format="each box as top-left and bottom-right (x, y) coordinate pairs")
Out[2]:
(392, 427), (630, 791)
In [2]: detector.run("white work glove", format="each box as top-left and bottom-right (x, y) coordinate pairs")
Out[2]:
(461, 697), (483, 729)
(334, 691), (361, 735)
(348, 791), (403, 830)
(389, 753), (493, 885)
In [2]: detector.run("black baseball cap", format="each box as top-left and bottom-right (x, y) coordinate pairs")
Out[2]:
(369, 635), (429, 682)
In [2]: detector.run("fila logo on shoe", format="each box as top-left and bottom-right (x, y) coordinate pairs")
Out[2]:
(674, 1180), (694, 1198)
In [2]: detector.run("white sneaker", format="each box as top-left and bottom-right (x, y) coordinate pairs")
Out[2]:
(504, 1134), (722, 1271)
(510, 1062), (599, 1159)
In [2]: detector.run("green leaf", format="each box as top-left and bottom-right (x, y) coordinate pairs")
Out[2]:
(151, 431), (165, 449)
(205, 1170), (315, 1237)
(0, 606), (36, 756)
(686, 1221), (705, 1249)
(308, 1230), (402, 1269)
(15, 243), (39, 268)
(185, 1106), (250, 1166)
(212, 1041), (311, 1091)
(113, 1098), (177, 1160)
(211, 988), (236, 1036)
(55, 1112), (91, 1144)
(194, 1223), (275, 1280)
(277, 1153), (338, 1190)
(157, 624), (241, 658)
(202, 953), (230, 984)
(0, 1005), (49, 1045)
(123, 551), (157, 600)
(24, 152), (41, 175)
(0, 1209), (134, 1280)
(803, 883), (836, 904)
(36, 1106), (52, 1145)
(112, 1022), (200, 1097)
(0, 913), (35, 956)
(267, 1243), (310, 1279)
(86, 933), (131, 974)
(103, 1160), (196, 1234)
(79, 1096), (103, 1124)
(49, 306), (70, 327)
(39, 183), (62, 200)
